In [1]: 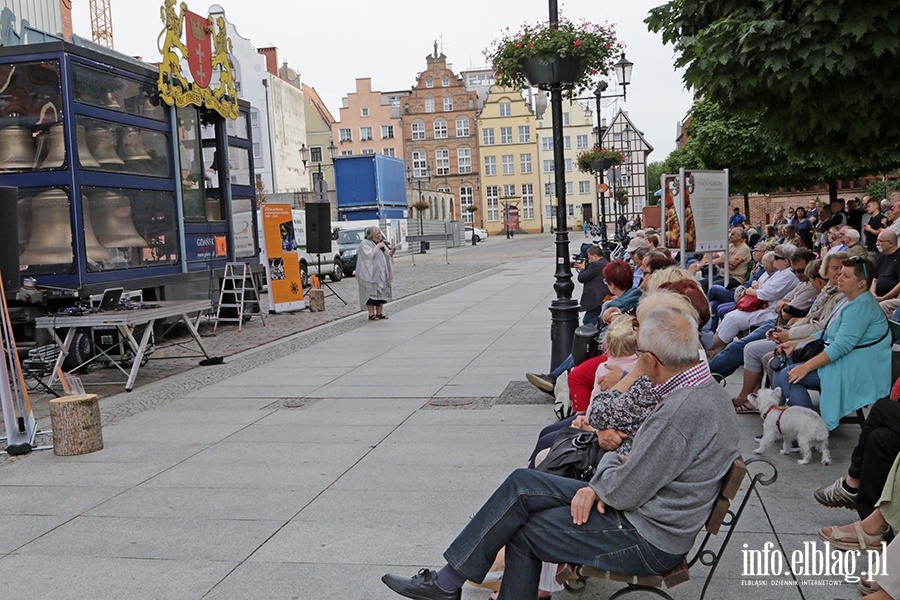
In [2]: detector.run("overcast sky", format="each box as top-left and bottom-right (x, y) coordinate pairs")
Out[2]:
(71, 0), (692, 158)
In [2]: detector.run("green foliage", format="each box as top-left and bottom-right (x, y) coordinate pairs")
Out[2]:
(647, 161), (665, 199)
(485, 19), (620, 96)
(867, 179), (900, 201)
(576, 146), (624, 174)
(646, 0), (900, 168)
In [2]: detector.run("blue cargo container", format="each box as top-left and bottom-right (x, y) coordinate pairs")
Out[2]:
(334, 154), (408, 222)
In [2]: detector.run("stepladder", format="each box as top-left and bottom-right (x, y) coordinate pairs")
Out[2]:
(213, 263), (266, 333)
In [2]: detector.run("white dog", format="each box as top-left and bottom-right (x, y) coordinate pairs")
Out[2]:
(749, 387), (831, 465)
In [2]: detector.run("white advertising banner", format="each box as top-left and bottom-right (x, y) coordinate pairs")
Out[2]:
(683, 169), (730, 253)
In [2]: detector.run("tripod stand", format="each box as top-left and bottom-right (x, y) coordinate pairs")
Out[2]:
(314, 253), (347, 305)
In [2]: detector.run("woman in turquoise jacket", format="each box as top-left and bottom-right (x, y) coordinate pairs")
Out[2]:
(774, 256), (891, 430)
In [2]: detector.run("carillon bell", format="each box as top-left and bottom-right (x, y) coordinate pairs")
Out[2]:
(86, 126), (124, 165)
(121, 127), (151, 161)
(0, 125), (36, 170)
(89, 190), (148, 248)
(38, 122), (66, 169)
(76, 124), (101, 168)
(102, 89), (121, 109)
(80, 194), (111, 262)
(19, 189), (74, 265)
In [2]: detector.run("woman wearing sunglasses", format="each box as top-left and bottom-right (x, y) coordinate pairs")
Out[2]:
(773, 256), (891, 429)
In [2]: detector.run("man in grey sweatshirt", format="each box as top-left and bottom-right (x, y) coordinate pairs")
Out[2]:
(382, 305), (741, 600)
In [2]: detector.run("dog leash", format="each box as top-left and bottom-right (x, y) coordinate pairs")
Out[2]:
(763, 404), (788, 436)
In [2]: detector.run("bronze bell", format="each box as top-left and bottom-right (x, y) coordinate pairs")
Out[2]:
(19, 189), (74, 265)
(80, 194), (111, 262)
(86, 126), (124, 165)
(76, 124), (100, 168)
(0, 125), (36, 170)
(89, 190), (148, 248)
(121, 127), (151, 161)
(102, 89), (121, 109)
(38, 123), (66, 169)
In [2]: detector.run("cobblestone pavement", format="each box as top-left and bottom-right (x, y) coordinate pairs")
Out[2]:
(25, 233), (568, 420)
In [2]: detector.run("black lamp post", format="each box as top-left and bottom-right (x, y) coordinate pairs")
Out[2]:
(299, 138), (338, 200)
(406, 164), (432, 254)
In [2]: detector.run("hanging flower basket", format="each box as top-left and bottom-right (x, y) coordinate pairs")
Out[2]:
(576, 146), (625, 174)
(485, 18), (620, 97)
(412, 200), (430, 212)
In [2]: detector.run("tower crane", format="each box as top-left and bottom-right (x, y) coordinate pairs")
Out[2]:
(89, 0), (114, 48)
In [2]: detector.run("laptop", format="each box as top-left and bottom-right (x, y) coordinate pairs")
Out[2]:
(97, 287), (124, 311)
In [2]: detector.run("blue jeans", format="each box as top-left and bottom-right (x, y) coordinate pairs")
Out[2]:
(583, 307), (601, 327)
(708, 319), (776, 378)
(771, 358), (820, 409)
(551, 355), (575, 379)
(443, 468), (684, 599)
(893, 306), (900, 321)
(707, 285), (737, 331)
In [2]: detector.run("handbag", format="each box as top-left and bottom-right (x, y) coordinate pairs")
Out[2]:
(535, 427), (604, 481)
(791, 339), (826, 363)
(735, 293), (768, 312)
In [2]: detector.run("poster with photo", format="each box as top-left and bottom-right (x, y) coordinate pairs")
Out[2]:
(662, 174), (682, 253)
(261, 203), (305, 313)
(684, 169), (730, 253)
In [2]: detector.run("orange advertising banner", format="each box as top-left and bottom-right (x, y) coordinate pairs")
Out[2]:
(261, 204), (305, 312)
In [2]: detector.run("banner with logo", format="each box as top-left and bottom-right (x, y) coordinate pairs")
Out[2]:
(683, 169), (729, 253)
(261, 204), (304, 313)
(662, 174), (683, 253)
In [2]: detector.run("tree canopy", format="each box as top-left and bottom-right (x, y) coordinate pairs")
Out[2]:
(646, 0), (900, 170)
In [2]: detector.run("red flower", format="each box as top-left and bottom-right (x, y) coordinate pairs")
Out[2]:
(573, 40), (583, 47)
(516, 43), (522, 48)
(528, 43), (534, 48)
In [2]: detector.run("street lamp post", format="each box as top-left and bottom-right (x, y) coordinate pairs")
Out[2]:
(406, 164), (432, 254)
(298, 138), (338, 201)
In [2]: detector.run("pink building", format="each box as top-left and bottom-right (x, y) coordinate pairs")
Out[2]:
(333, 78), (406, 161)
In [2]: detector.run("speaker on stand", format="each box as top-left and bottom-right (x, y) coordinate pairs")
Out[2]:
(304, 202), (346, 305)
(0, 186), (20, 295)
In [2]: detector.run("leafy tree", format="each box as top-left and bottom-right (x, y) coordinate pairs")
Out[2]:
(646, 161), (664, 203)
(867, 178), (900, 202)
(646, 0), (900, 170)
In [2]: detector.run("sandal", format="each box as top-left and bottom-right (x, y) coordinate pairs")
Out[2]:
(860, 577), (882, 595)
(376, 314), (388, 319)
(368, 315), (378, 321)
(818, 521), (885, 551)
(733, 400), (759, 414)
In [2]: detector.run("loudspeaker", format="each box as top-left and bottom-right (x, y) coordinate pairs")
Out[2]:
(0, 186), (19, 293)
(305, 202), (332, 255)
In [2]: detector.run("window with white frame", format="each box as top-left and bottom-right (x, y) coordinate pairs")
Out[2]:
(341, 150), (353, 156)
(381, 125), (394, 139)
(434, 118), (448, 139)
(633, 196), (645, 212)
(566, 182), (574, 195)
(483, 127), (495, 145)
(411, 120), (425, 140)
(486, 186), (500, 221)
(518, 125), (531, 143)
(620, 174), (632, 187)
(520, 153), (532, 174)
(567, 204), (575, 216)
(564, 136), (572, 150)
(425, 95), (434, 113)
(361, 149), (375, 155)
(579, 180), (590, 194)
(499, 102), (511, 117)
(460, 185), (474, 223)
(502, 154), (514, 175)
(541, 137), (554, 151)
(500, 126), (513, 144)
(543, 159), (554, 173)
(426, 77), (434, 88)
(503, 184), (516, 197)
(309, 146), (323, 162)
(382, 147), (396, 157)
(457, 147), (472, 173)
(435, 148), (450, 175)
(442, 75), (450, 87)
(546, 204), (556, 219)
(412, 150), (428, 177)
(339, 128), (352, 142)
(360, 107), (369, 117)
(565, 158), (572, 172)
(577, 134), (589, 148)
(522, 183), (534, 219)
(360, 126), (373, 141)
(484, 155), (496, 176)
(563, 112), (570, 125)
(443, 94), (453, 111)
(252, 142), (262, 160)
(455, 116), (470, 137)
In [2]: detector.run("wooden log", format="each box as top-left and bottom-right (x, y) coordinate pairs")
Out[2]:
(49, 394), (103, 456)
(307, 289), (325, 312)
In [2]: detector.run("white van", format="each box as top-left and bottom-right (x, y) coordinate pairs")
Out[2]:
(254, 209), (343, 286)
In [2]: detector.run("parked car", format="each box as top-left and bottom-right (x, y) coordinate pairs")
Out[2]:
(336, 227), (368, 276)
(464, 225), (488, 242)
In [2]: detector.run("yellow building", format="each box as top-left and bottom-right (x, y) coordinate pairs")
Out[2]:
(535, 98), (596, 232)
(476, 86), (542, 234)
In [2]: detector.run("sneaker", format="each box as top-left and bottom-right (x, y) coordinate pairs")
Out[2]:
(526, 372), (555, 394)
(814, 477), (858, 510)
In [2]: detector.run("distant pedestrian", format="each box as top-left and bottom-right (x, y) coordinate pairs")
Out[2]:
(729, 207), (746, 228)
(357, 226), (395, 320)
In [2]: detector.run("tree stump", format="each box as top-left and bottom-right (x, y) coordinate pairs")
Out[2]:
(49, 394), (103, 456)
(307, 289), (325, 312)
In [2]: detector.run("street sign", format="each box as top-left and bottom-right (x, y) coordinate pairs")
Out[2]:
(596, 183), (609, 193)
(314, 179), (329, 194)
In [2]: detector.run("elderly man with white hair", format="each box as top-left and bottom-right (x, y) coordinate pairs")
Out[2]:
(707, 243), (800, 356)
(382, 305), (740, 600)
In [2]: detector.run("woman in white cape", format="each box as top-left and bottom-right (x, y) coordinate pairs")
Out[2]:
(357, 226), (395, 320)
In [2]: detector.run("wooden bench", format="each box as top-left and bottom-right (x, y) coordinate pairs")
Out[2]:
(556, 456), (777, 600)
